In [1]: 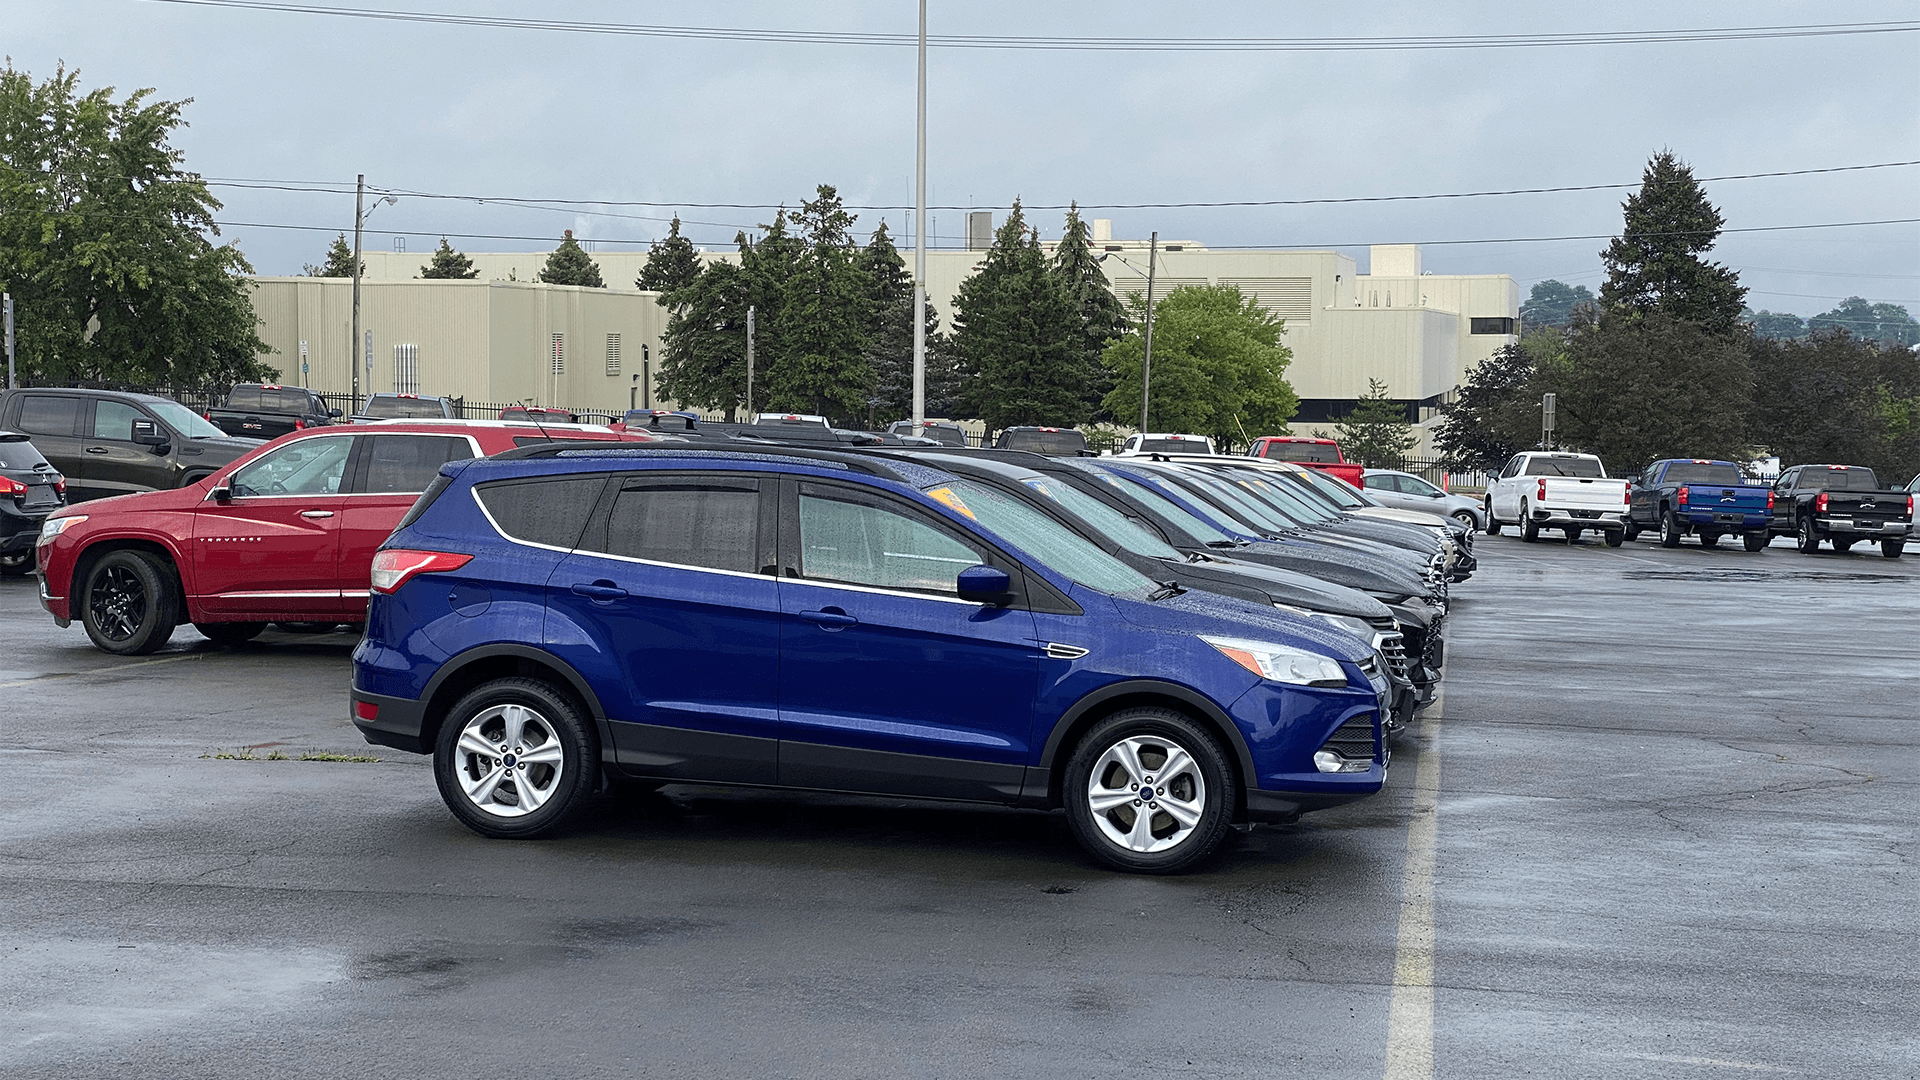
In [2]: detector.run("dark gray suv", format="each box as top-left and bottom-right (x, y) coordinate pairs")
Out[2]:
(0, 388), (262, 503)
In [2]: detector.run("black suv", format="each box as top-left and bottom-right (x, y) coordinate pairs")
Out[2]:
(0, 388), (262, 503)
(0, 431), (66, 576)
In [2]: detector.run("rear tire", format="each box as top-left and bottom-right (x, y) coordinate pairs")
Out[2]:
(1743, 531), (1768, 552)
(196, 621), (266, 645)
(1883, 539), (1905, 559)
(1659, 509), (1682, 548)
(1064, 708), (1236, 874)
(434, 677), (599, 839)
(81, 550), (178, 655)
(1519, 502), (1538, 542)
(1796, 515), (1820, 553)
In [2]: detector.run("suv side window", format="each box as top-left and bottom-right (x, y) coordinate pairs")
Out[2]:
(229, 436), (353, 497)
(796, 482), (984, 595)
(475, 476), (609, 549)
(17, 395), (83, 437)
(595, 475), (765, 574)
(92, 400), (147, 440)
(356, 434), (475, 494)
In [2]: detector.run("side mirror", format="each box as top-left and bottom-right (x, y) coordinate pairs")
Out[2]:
(132, 419), (168, 450)
(956, 564), (1014, 606)
(329, 407), (344, 418)
(210, 485), (232, 503)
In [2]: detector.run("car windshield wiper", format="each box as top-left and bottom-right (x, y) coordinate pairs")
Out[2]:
(1147, 581), (1186, 601)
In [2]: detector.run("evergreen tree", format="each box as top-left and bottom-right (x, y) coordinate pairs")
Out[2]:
(736, 212), (805, 413)
(857, 222), (946, 425)
(0, 63), (270, 386)
(1519, 280), (1596, 330)
(419, 237), (477, 279)
(951, 200), (1083, 432)
(1052, 204), (1128, 418)
(1334, 379), (1419, 469)
(1101, 284), (1298, 449)
(654, 260), (748, 418)
(537, 229), (604, 287)
(637, 216), (703, 295)
(766, 185), (872, 421)
(1599, 151), (1746, 333)
(306, 233), (361, 278)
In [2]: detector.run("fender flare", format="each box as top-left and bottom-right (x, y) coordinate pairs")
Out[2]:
(419, 643), (613, 750)
(1031, 679), (1259, 807)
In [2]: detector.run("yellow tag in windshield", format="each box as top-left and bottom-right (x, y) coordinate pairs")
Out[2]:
(926, 486), (977, 520)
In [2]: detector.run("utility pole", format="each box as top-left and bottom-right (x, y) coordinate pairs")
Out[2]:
(910, 0), (928, 437)
(1541, 392), (1556, 450)
(641, 343), (651, 409)
(745, 306), (756, 419)
(3, 293), (14, 391)
(350, 173), (365, 414)
(1139, 231), (1158, 432)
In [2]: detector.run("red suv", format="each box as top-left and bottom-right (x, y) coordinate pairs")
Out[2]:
(1246, 436), (1365, 488)
(35, 421), (657, 654)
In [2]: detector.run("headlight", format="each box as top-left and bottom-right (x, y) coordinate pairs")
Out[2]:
(39, 515), (87, 541)
(1200, 635), (1348, 687)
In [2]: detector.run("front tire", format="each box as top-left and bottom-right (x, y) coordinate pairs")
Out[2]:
(1064, 708), (1235, 874)
(434, 677), (599, 839)
(81, 550), (179, 655)
(1659, 509), (1682, 548)
(1883, 539), (1905, 559)
(1699, 530), (1721, 549)
(1796, 516), (1821, 553)
(1603, 529), (1625, 548)
(1451, 510), (1477, 531)
(196, 621), (266, 645)
(0, 548), (31, 577)
(1743, 531), (1769, 552)
(1483, 499), (1500, 536)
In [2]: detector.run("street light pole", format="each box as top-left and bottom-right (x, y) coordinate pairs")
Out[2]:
(350, 174), (365, 414)
(911, 0), (927, 436)
(745, 305), (756, 419)
(1140, 231), (1158, 432)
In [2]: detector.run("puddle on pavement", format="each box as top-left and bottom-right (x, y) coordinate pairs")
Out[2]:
(1622, 569), (1907, 583)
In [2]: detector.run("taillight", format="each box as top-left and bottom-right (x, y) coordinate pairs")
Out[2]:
(1815, 492), (1829, 513)
(1677, 486), (1690, 507)
(1623, 482), (1632, 505)
(204, 411), (213, 421)
(1535, 478), (1547, 502)
(294, 419), (305, 430)
(1907, 495), (1914, 517)
(1, 477), (25, 496)
(369, 549), (473, 594)
(54, 477), (66, 495)
(1766, 490), (1774, 512)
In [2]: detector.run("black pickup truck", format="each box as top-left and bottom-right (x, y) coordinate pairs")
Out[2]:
(206, 383), (341, 439)
(1769, 464), (1912, 557)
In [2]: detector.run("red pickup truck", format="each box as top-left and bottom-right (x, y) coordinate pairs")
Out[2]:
(35, 420), (658, 654)
(1245, 436), (1366, 488)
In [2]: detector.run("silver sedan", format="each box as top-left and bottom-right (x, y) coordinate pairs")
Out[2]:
(1361, 469), (1486, 530)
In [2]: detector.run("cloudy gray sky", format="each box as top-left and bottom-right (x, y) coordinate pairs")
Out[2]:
(12, 0), (1919, 315)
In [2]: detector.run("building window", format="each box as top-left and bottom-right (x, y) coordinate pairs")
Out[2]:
(606, 333), (621, 376)
(393, 344), (419, 394)
(1470, 317), (1516, 335)
(550, 333), (565, 374)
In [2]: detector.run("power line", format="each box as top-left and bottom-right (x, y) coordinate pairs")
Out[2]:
(135, 2), (1920, 52)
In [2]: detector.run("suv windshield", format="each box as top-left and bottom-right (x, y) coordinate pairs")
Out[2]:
(1176, 470), (1299, 532)
(1258, 441), (1339, 463)
(1018, 476), (1183, 560)
(1081, 469), (1237, 545)
(148, 399), (227, 440)
(942, 480), (1152, 595)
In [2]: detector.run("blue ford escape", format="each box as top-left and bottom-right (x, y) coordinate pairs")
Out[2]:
(350, 444), (1388, 872)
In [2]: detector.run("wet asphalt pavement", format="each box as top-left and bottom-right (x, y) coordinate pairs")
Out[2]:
(1, 531), (1914, 1079)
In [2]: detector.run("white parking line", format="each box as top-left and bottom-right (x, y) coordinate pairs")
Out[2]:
(0, 652), (204, 690)
(1384, 688), (1442, 1080)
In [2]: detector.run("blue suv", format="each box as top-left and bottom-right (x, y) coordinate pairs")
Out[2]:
(350, 444), (1388, 872)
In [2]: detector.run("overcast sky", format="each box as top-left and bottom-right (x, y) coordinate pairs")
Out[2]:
(12, 0), (1919, 315)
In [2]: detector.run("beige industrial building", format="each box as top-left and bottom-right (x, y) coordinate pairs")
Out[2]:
(275, 230), (1518, 444)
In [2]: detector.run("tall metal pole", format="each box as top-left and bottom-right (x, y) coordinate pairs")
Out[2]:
(910, 0), (927, 436)
(350, 173), (365, 414)
(3, 293), (14, 390)
(745, 306), (756, 419)
(1139, 231), (1158, 432)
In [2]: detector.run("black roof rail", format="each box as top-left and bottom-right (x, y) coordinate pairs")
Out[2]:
(488, 437), (906, 479)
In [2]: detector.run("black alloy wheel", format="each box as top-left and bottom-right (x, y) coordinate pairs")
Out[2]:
(1659, 509), (1682, 548)
(81, 550), (179, 655)
(1796, 516), (1821, 553)
(196, 622), (267, 645)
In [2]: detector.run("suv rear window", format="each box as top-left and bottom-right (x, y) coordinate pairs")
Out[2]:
(0, 437), (51, 470)
(1256, 441), (1338, 463)
(475, 476), (607, 548)
(997, 429), (1086, 455)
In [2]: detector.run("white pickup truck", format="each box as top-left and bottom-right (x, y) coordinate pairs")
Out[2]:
(1484, 451), (1631, 546)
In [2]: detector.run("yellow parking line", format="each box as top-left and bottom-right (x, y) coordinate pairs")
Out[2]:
(1384, 688), (1441, 1080)
(0, 652), (204, 691)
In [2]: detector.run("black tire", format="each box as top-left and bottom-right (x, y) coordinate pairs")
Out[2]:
(1659, 508), (1682, 548)
(0, 548), (32, 577)
(1483, 499), (1500, 536)
(1451, 510), (1477, 531)
(1796, 515), (1821, 553)
(1623, 519), (1641, 542)
(1519, 502), (1538, 542)
(1743, 531), (1768, 552)
(434, 677), (599, 839)
(274, 621), (341, 634)
(1603, 529), (1625, 548)
(195, 621), (267, 645)
(1833, 538), (1857, 553)
(80, 550), (178, 655)
(1882, 539), (1905, 559)
(1063, 707), (1236, 874)
(1564, 527), (1583, 542)
(1699, 530), (1721, 549)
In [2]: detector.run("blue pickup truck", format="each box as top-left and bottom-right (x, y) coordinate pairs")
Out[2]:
(1624, 459), (1774, 551)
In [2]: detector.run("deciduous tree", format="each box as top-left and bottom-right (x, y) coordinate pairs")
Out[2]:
(1433, 334), (1561, 471)
(1807, 296), (1919, 348)
(1101, 284), (1298, 449)
(1558, 310), (1751, 472)
(1519, 280), (1596, 330)
(1750, 328), (1920, 481)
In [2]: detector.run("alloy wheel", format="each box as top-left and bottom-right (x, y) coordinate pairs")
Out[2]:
(88, 565), (148, 642)
(1085, 734), (1207, 853)
(451, 703), (567, 818)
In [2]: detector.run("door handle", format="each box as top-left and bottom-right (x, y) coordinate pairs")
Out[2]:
(300, 509), (335, 519)
(85, 446), (110, 454)
(798, 608), (858, 628)
(570, 581), (629, 601)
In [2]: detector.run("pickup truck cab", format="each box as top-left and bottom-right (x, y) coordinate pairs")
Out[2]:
(352, 393), (458, 422)
(1768, 465), (1912, 557)
(34, 421), (663, 654)
(207, 384), (341, 439)
(1119, 433), (1216, 456)
(1625, 459), (1774, 551)
(0, 387), (262, 503)
(1484, 451), (1630, 545)
(1245, 436), (1364, 488)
